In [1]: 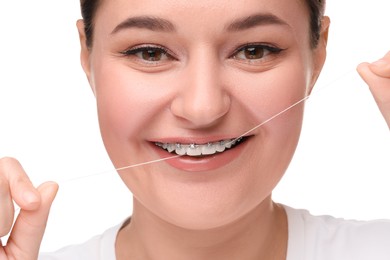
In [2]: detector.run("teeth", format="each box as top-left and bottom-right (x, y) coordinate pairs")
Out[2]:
(175, 144), (187, 156)
(187, 144), (202, 156)
(225, 141), (233, 149)
(201, 143), (216, 155)
(215, 141), (226, 152)
(167, 144), (176, 153)
(155, 137), (244, 157)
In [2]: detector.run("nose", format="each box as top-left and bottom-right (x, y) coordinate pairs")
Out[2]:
(170, 52), (231, 128)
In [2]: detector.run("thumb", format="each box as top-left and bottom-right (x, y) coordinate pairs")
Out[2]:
(369, 51), (390, 78)
(357, 62), (390, 103)
(357, 60), (390, 129)
(6, 182), (58, 260)
(357, 52), (390, 103)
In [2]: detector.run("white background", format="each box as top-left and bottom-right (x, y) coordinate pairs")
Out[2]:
(0, 0), (389, 252)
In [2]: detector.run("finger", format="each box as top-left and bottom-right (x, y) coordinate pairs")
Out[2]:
(5, 182), (58, 260)
(357, 62), (390, 128)
(357, 62), (390, 104)
(369, 51), (390, 78)
(0, 157), (41, 210)
(357, 62), (372, 85)
(0, 176), (14, 237)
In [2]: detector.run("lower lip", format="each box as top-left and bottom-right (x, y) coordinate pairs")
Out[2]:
(150, 140), (249, 172)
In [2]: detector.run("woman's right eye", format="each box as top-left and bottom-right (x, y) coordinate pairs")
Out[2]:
(120, 46), (173, 63)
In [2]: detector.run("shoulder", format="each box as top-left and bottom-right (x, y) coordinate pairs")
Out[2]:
(38, 222), (123, 260)
(284, 205), (390, 260)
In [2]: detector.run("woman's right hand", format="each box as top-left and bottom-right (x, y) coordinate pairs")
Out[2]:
(0, 157), (58, 260)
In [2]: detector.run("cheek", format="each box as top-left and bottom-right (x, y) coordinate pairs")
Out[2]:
(92, 61), (173, 161)
(230, 60), (309, 130)
(230, 57), (310, 173)
(96, 66), (158, 131)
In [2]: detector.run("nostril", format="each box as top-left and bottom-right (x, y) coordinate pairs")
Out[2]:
(170, 91), (231, 127)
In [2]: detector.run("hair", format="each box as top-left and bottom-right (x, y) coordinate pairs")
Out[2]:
(306, 0), (326, 48)
(80, 0), (101, 48)
(80, 0), (326, 49)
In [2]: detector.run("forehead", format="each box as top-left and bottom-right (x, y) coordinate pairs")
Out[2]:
(94, 0), (309, 40)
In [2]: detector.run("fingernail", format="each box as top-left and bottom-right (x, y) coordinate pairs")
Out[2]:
(23, 190), (39, 204)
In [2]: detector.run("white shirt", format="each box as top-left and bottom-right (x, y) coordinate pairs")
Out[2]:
(39, 224), (120, 260)
(284, 206), (390, 260)
(39, 206), (390, 260)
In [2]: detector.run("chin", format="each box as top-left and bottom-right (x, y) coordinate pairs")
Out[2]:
(143, 188), (270, 231)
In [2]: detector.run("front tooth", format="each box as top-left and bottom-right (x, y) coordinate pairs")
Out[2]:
(162, 138), (238, 155)
(215, 141), (226, 152)
(201, 143), (216, 155)
(175, 144), (187, 155)
(186, 144), (202, 156)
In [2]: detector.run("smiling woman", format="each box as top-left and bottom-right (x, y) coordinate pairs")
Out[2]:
(0, 0), (390, 260)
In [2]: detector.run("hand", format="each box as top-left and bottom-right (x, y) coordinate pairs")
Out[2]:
(0, 157), (58, 260)
(357, 51), (390, 129)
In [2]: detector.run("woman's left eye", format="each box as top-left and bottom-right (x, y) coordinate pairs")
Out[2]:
(233, 44), (283, 61)
(120, 46), (172, 62)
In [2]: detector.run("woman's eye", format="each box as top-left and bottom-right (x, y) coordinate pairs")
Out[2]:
(233, 45), (282, 61)
(121, 46), (171, 62)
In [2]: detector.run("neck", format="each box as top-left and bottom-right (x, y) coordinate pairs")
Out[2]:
(116, 197), (287, 260)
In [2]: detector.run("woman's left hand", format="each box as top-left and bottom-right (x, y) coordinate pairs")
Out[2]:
(357, 51), (390, 129)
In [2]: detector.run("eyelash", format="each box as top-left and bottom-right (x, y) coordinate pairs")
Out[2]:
(231, 43), (284, 62)
(119, 45), (174, 63)
(119, 43), (284, 64)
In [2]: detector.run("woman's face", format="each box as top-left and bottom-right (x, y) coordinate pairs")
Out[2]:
(79, 0), (326, 229)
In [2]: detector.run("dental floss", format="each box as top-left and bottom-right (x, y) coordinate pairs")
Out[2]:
(11, 69), (355, 215)
(57, 155), (181, 184)
(228, 70), (355, 145)
(56, 69), (355, 184)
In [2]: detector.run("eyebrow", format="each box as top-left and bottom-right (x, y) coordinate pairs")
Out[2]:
(111, 13), (288, 35)
(225, 13), (290, 31)
(111, 16), (176, 34)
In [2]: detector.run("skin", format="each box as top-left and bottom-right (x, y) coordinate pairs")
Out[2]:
(358, 52), (390, 129)
(79, 0), (326, 259)
(0, 1), (388, 260)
